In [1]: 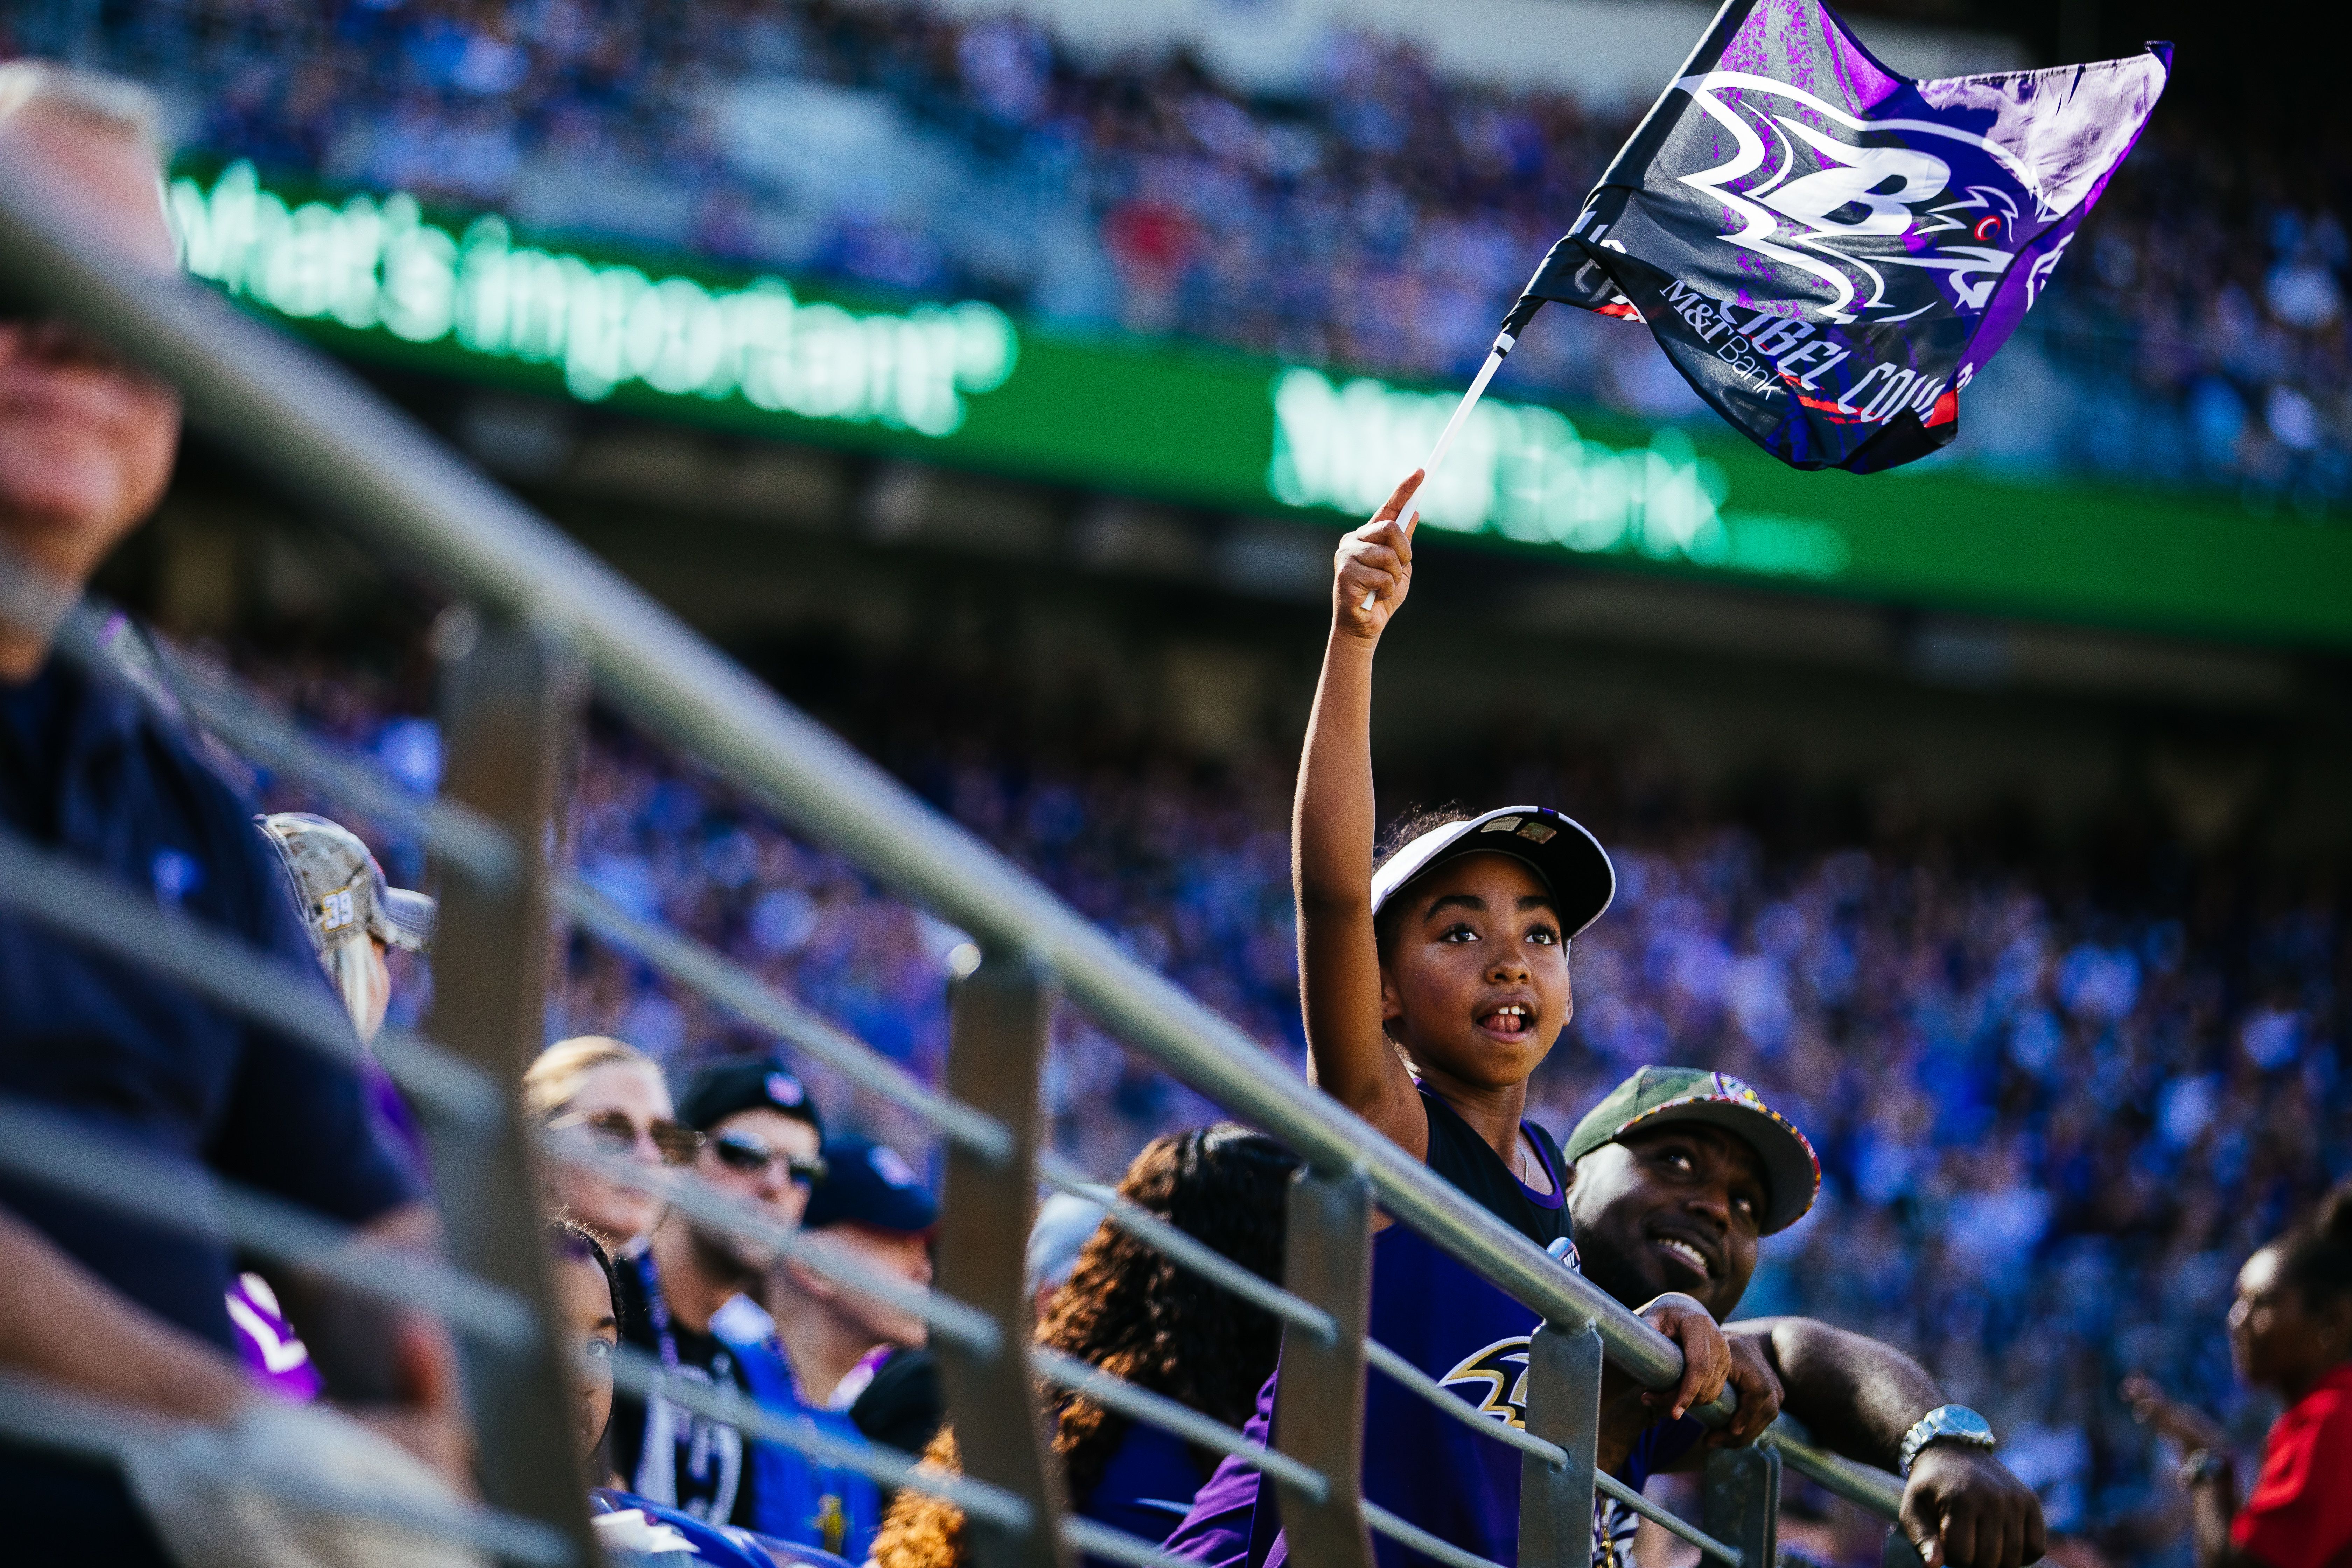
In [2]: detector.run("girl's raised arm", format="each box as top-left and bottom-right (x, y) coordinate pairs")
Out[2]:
(1293, 469), (1429, 1158)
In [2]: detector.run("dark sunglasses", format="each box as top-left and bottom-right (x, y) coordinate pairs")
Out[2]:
(712, 1130), (827, 1185)
(554, 1109), (705, 1166)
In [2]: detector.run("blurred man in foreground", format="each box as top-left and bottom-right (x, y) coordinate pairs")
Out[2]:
(0, 61), (463, 1563)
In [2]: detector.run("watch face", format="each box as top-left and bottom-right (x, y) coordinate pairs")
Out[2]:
(1941, 1407), (1994, 1442)
(1906, 1406), (1997, 1474)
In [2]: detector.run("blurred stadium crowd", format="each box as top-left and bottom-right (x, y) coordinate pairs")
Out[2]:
(221, 635), (2348, 1554)
(48, 0), (2352, 510)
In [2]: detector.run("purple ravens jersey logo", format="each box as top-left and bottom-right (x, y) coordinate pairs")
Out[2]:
(1433, 1239), (1583, 1427)
(1437, 1337), (1534, 1428)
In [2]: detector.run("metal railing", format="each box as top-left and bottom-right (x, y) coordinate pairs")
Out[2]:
(0, 154), (1928, 1568)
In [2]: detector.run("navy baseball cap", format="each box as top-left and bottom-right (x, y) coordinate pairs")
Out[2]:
(676, 1057), (825, 1140)
(803, 1138), (937, 1235)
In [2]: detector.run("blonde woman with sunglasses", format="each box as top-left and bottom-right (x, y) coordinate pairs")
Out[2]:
(525, 1036), (701, 1252)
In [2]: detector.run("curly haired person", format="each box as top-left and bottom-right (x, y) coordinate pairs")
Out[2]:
(873, 1124), (1301, 1568)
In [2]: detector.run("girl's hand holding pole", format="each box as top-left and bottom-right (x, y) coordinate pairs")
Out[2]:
(1337, 469), (1424, 635)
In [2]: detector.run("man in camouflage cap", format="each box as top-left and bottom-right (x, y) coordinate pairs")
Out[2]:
(1562, 1067), (2043, 1568)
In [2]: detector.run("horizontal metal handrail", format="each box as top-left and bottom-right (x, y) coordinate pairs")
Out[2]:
(1035, 1153), (1338, 1344)
(1763, 1426), (1906, 1519)
(610, 1340), (1210, 1568)
(1061, 1514), (1201, 1568)
(144, 631), (518, 887)
(1360, 1338), (1568, 1465)
(555, 877), (1013, 1162)
(0, 1366), (573, 1566)
(1030, 1348), (1328, 1501)
(1361, 1500), (1510, 1568)
(1037, 1158), (1813, 1561)
(538, 1128), (1002, 1356)
(0, 821), (502, 1128)
(72, 625), (1038, 1325)
(0, 161), (1709, 1411)
(1593, 1469), (1742, 1564)
(0, 1096), (538, 1347)
(608, 1346), (1031, 1530)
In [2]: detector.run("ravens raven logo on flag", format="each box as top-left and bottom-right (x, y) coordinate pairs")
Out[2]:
(1500, 0), (2170, 473)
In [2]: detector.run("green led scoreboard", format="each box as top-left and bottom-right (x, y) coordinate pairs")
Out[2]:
(170, 162), (2352, 650)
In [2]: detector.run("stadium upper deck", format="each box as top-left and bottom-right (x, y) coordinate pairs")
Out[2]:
(36, 0), (2351, 516)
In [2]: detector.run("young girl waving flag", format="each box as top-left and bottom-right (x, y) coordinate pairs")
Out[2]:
(1165, 472), (1756, 1568)
(1295, 467), (1616, 1234)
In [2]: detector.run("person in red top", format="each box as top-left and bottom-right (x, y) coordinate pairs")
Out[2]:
(2126, 1178), (2352, 1568)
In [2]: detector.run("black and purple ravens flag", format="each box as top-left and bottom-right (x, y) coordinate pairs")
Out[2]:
(1507, 0), (2169, 473)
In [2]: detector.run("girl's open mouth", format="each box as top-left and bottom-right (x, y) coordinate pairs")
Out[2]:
(1478, 1003), (1533, 1040)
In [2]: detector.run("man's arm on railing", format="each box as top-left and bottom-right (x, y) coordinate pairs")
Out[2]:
(0, 1204), (251, 1424)
(1293, 469), (1427, 1153)
(1728, 1317), (2045, 1568)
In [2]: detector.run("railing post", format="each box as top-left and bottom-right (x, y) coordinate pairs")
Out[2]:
(1517, 1320), (1602, 1568)
(425, 612), (599, 1566)
(1270, 1164), (1374, 1568)
(1701, 1445), (1780, 1568)
(935, 951), (1069, 1568)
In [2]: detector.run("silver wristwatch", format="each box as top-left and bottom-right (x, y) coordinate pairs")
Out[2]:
(1899, 1405), (1996, 1475)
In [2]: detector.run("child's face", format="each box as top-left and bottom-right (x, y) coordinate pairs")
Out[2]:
(1378, 852), (1570, 1094)
(552, 1251), (619, 1459)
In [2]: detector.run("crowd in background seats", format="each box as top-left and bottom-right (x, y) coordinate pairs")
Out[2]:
(216, 635), (2348, 1559)
(36, 0), (2352, 510)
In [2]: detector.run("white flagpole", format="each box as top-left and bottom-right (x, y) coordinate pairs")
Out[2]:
(1363, 329), (1516, 611)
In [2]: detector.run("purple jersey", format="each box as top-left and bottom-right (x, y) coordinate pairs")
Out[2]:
(1163, 1093), (1701, 1568)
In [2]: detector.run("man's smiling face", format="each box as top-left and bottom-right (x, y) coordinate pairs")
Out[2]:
(1566, 1123), (1767, 1320)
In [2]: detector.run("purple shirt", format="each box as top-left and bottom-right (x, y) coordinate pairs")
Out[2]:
(1159, 1372), (1276, 1568)
(1162, 1103), (1700, 1568)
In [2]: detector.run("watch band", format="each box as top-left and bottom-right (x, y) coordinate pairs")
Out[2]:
(1899, 1404), (1997, 1475)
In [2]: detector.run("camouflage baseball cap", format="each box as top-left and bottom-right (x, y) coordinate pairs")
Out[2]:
(1564, 1067), (1820, 1234)
(258, 812), (436, 956)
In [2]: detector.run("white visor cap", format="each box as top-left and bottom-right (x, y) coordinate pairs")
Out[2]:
(1369, 805), (1616, 939)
